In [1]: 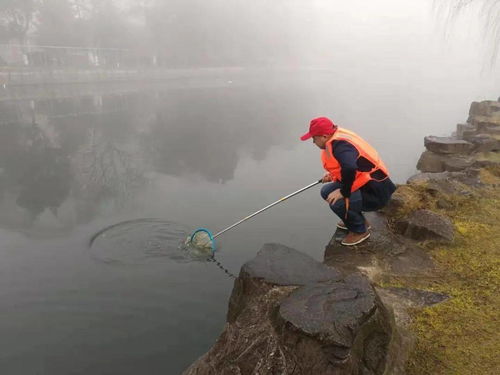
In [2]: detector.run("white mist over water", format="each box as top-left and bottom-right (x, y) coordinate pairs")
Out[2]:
(0, 1), (499, 374)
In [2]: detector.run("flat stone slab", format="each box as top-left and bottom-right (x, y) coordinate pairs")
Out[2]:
(469, 115), (500, 130)
(377, 287), (449, 327)
(396, 209), (454, 243)
(407, 170), (481, 194)
(279, 273), (376, 348)
(381, 287), (449, 307)
(424, 136), (473, 154)
(325, 212), (436, 280)
(241, 243), (341, 286)
(469, 101), (500, 118)
(387, 244), (436, 276)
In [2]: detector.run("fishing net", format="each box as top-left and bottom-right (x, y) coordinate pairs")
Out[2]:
(187, 228), (215, 251)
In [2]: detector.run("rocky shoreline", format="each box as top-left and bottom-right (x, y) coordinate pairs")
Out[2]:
(183, 99), (500, 375)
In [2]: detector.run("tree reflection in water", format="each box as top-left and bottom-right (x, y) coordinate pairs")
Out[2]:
(72, 126), (146, 223)
(0, 96), (147, 228)
(0, 85), (301, 229)
(0, 121), (71, 226)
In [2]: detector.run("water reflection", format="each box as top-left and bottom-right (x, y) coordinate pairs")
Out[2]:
(72, 132), (146, 223)
(0, 121), (71, 226)
(0, 87), (298, 231)
(143, 87), (288, 183)
(0, 85), (322, 374)
(1, 70), (496, 374)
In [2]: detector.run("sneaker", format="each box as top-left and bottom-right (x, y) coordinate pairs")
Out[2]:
(336, 221), (348, 230)
(336, 220), (371, 231)
(341, 231), (371, 246)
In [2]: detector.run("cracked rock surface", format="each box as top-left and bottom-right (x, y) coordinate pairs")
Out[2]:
(183, 243), (402, 375)
(279, 274), (376, 349)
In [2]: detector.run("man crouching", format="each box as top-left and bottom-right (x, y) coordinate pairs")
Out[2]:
(300, 117), (396, 246)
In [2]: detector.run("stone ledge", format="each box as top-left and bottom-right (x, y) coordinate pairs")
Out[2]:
(424, 136), (473, 154)
(240, 242), (341, 286)
(184, 243), (403, 375)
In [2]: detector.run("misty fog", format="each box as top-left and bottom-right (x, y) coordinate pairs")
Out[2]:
(0, 1), (499, 374)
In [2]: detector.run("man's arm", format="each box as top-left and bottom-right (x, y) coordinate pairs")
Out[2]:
(332, 140), (359, 198)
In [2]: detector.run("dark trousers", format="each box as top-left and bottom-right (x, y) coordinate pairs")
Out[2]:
(320, 179), (395, 233)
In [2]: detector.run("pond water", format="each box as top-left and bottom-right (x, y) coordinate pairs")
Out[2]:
(0, 68), (496, 374)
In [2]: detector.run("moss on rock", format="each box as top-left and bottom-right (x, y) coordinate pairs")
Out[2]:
(384, 184), (438, 221)
(398, 181), (500, 374)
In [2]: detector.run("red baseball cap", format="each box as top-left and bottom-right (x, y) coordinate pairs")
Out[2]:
(300, 117), (337, 141)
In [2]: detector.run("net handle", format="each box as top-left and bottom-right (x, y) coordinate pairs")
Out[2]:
(213, 179), (322, 239)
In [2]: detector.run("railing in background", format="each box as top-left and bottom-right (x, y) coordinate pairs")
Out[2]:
(0, 43), (160, 86)
(0, 43), (156, 69)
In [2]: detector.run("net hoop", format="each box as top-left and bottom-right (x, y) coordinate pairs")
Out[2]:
(190, 228), (216, 252)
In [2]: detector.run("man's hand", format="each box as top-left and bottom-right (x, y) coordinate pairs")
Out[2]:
(326, 188), (343, 205)
(322, 173), (332, 183)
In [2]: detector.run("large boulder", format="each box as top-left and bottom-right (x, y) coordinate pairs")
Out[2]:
(183, 243), (403, 375)
(416, 150), (446, 172)
(442, 155), (475, 172)
(424, 136), (473, 155)
(236, 242), (341, 286)
(279, 274), (392, 371)
(395, 209), (454, 243)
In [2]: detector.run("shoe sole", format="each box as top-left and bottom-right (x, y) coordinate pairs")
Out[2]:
(341, 232), (371, 246)
(336, 223), (372, 231)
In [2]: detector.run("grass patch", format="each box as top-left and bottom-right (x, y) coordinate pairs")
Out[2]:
(475, 151), (500, 163)
(383, 184), (438, 221)
(402, 183), (500, 374)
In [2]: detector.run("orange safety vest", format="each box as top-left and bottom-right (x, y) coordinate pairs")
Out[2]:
(321, 127), (389, 192)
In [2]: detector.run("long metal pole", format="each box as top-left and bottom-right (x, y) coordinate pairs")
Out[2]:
(213, 179), (322, 239)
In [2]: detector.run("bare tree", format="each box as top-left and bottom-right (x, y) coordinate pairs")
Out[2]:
(438, 0), (500, 64)
(35, 0), (87, 46)
(0, 0), (38, 43)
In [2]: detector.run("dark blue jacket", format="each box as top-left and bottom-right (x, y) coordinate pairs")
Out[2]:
(330, 140), (396, 206)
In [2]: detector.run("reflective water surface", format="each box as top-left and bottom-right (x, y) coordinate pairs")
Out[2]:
(0, 68), (497, 374)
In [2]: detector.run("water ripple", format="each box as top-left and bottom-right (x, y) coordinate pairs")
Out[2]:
(89, 218), (210, 265)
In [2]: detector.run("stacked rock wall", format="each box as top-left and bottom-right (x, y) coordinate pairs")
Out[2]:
(417, 100), (500, 173)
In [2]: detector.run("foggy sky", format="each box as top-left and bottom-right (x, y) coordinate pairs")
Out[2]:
(112, 0), (498, 67)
